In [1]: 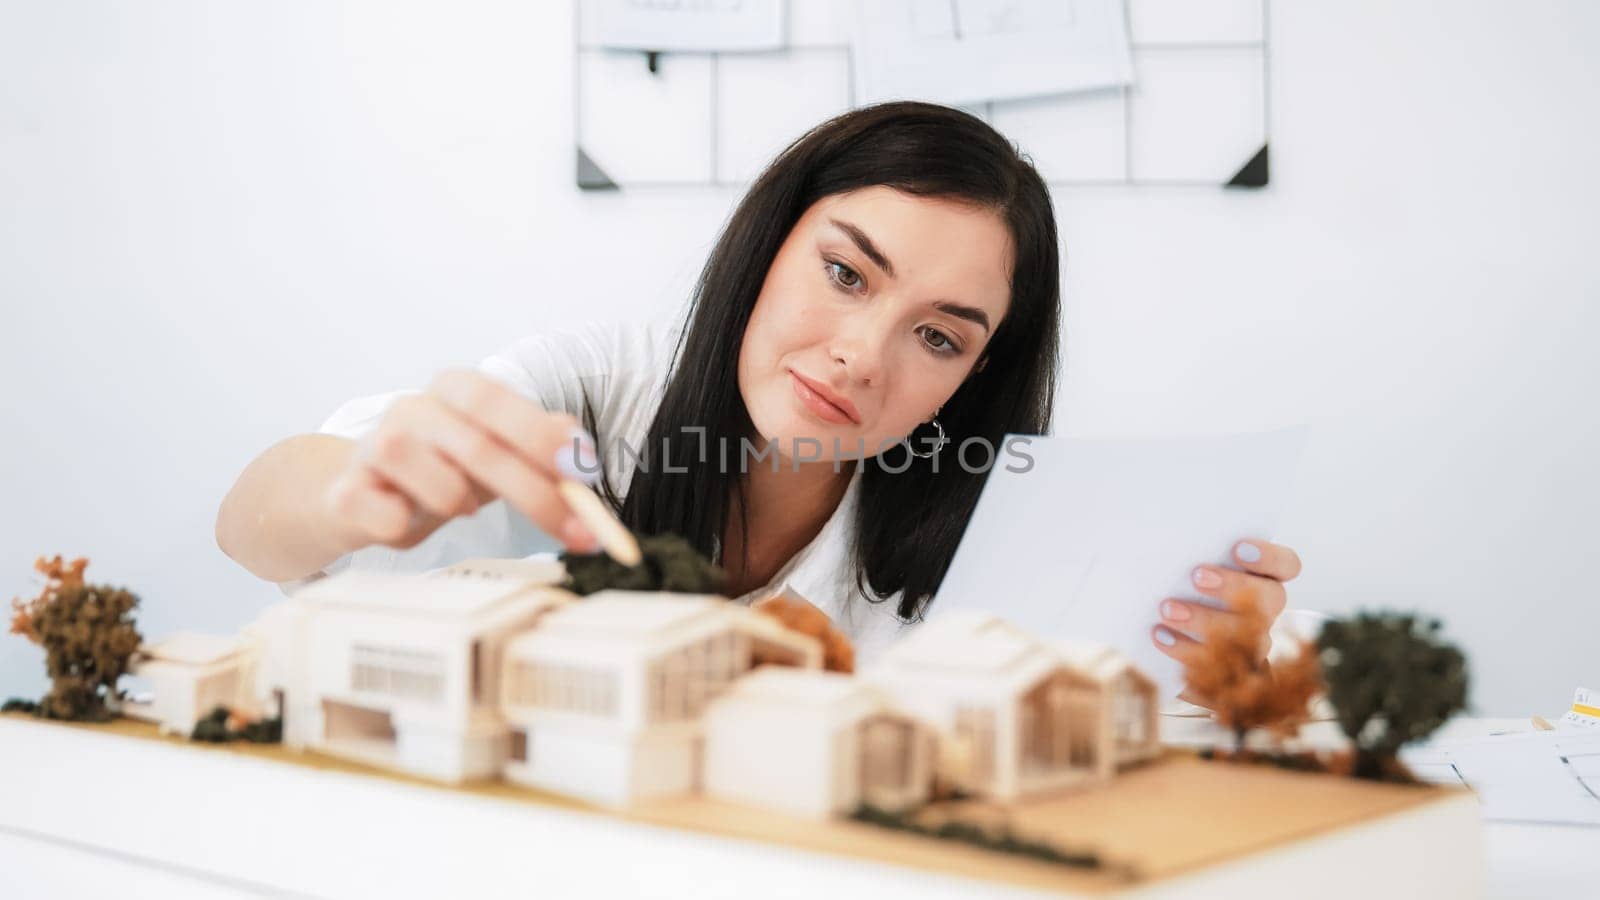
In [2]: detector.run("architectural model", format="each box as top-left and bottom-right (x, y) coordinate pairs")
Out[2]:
(251, 566), (575, 783)
(702, 667), (937, 819)
(868, 613), (1160, 801)
(6, 552), (1487, 893)
(498, 590), (820, 805)
(123, 632), (260, 736)
(45, 556), (1163, 816)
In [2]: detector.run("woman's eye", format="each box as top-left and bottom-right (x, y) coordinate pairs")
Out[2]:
(920, 327), (959, 355)
(826, 261), (862, 290)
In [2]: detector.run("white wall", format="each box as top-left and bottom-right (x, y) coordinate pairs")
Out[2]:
(2, 1), (1596, 715)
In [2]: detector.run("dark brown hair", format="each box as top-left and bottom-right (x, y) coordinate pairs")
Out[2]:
(594, 101), (1061, 620)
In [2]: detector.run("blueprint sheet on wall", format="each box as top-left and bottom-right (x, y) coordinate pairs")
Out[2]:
(575, 0), (1273, 190)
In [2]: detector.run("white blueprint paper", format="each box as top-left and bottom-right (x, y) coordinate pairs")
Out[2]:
(932, 427), (1308, 699)
(1406, 730), (1600, 826)
(581, 0), (787, 53)
(854, 0), (1135, 107)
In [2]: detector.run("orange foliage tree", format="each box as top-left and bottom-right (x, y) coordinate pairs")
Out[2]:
(1180, 590), (1323, 752)
(9, 555), (88, 641)
(752, 591), (855, 673)
(8, 555), (143, 721)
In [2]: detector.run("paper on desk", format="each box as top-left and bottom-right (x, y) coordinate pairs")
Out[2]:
(932, 427), (1307, 699)
(1404, 730), (1600, 826)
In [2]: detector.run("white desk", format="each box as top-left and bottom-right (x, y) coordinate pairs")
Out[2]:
(1, 716), (1593, 899)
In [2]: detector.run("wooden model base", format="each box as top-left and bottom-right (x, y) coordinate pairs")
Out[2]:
(2, 713), (1480, 897)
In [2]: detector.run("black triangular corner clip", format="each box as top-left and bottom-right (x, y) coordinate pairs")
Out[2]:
(1226, 143), (1269, 189)
(576, 147), (618, 191)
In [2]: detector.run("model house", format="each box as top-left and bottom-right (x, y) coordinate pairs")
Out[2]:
(497, 590), (823, 806)
(122, 632), (261, 736)
(127, 551), (1162, 817)
(251, 568), (576, 784)
(866, 612), (1124, 801)
(702, 667), (935, 819)
(1054, 639), (1162, 773)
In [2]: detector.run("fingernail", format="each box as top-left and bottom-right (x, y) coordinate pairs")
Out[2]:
(556, 426), (600, 484)
(1192, 567), (1223, 590)
(1235, 541), (1262, 563)
(1153, 626), (1177, 647)
(1161, 600), (1190, 622)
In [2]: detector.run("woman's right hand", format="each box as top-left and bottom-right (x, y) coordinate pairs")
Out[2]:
(322, 369), (603, 554)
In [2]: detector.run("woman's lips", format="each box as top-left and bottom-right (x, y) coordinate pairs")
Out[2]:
(789, 371), (858, 426)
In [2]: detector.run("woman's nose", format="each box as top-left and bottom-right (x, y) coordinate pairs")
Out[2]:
(829, 319), (892, 387)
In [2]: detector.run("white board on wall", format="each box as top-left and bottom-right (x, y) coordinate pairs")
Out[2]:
(575, 0), (1272, 190)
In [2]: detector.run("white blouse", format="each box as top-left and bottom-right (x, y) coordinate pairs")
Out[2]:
(291, 317), (915, 664)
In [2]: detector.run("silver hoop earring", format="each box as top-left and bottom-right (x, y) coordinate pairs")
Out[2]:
(906, 416), (948, 459)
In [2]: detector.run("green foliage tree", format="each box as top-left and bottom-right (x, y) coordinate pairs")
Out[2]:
(1316, 612), (1469, 780)
(560, 532), (726, 596)
(191, 705), (283, 744)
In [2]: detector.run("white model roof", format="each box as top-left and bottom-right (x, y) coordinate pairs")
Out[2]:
(704, 668), (900, 734)
(506, 591), (820, 667)
(431, 555), (566, 585)
(717, 667), (869, 708)
(291, 570), (558, 620)
(140, 632), (247, 666)
(1054, 639), (1155, 687)
(539, 591), (726, 637)
(874, 611), (1047, 672)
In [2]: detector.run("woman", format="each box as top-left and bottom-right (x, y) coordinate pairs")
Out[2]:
(216, 101), (1302, 667)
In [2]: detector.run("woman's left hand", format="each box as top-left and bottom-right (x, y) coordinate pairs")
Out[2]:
(1151, 538), (1303, 662)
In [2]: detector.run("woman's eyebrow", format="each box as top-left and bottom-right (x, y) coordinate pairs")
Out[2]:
(827, 218), (896, 278)
(933, 301), (991, 335)
(827, 217), (992, 335)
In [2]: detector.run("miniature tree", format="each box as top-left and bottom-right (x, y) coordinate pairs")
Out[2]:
(560, 532), (727, 596)
(1316, 612), (1468, 780)
(752, 590), (855, 673)
(8, 556), (144, 721)
(191, 705), (283, 744)
(1180, 591), (1323, 753)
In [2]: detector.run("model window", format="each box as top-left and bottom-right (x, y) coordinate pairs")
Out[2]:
(1021, 677), (1072, 773)
(862, 718), (913, 791)
(1114, 681), (1147, 745)
(350, 644), (446, 703)
(953, 706), (995, 787)
(647, 632), (752, 723)
(508, 661), (619, 717)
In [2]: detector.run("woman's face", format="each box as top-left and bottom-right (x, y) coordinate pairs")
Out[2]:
(738, 186), (1014, 462)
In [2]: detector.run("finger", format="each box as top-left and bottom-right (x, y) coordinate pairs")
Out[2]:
(1151, 624), (1201, 663)
(1190, 566), (1287, 619)
(1231, 538), (1302, 583)
(327, 467), (415, 545)
(1161, 599), (1273, 658)
(396, 397), (597, 550)
(429, 370), (600, 484)
(362, 425), (479, 519)
(1158, 598), (1236, 642)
